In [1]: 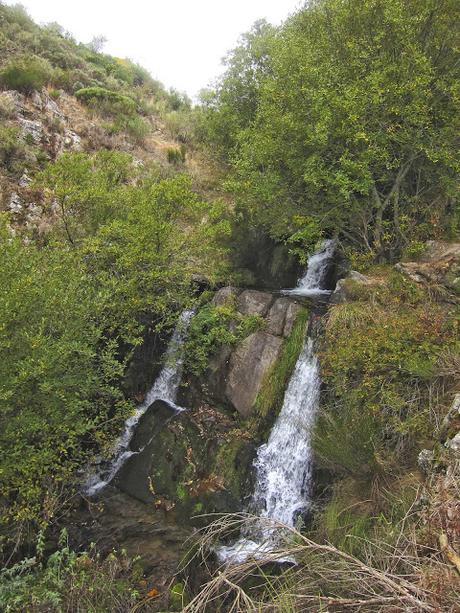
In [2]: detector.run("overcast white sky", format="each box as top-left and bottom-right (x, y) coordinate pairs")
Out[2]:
(6, 0), (303, 97)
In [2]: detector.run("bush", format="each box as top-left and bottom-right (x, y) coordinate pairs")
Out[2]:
(0, 530), (140, 612)
(317, 269), (458, 479)
(167, 145), (186, 165)
(107, 114), (150, 143)
(75, 86), (137, 116)
(0, 55), (54, 94)
(184, 302), (264, 376)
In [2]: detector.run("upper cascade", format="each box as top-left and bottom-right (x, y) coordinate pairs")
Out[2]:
(282, 239), (336, 297)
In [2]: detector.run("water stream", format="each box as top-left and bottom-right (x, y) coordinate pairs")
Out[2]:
(83, 309), (194, 496)
(217, 241), (333, 563)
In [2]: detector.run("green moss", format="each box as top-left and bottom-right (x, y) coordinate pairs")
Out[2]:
(255, 308), (309, 418)
(214, 435), (247, 499)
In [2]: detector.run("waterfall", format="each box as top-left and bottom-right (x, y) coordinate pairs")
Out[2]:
(217, 241), (333, 564)
(83, 309), (194, 496)
(282, 238), (335, 298)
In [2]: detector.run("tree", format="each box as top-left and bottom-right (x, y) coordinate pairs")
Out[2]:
(205, 0), (460, 259)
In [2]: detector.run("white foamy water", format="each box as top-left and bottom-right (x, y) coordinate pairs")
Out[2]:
(83, 309), (194, 496)
(281, 239), (335, 298)
(217, 241), (334, 564)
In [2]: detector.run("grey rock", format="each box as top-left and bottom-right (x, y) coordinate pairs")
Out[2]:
(266, 298), (291, 336)
(418, 449), (434, 475)
(446, 432), (460, 455)
(284, 301), (302, 337)
(440, 393), (460, 439)
(19, 171), (31, 187)
(266, 298), (302, 338)
(63, 129), (81, 150)
(212, 286), (241, 307)
(2, 90), (25, 112)
(331, 270), (376, 303)
(225, 332), (283, 417)
(18, 117), (43, 143)
(349, 270), (372, 283)
(8, 192), (23, 213)
(236, 290), (273, 317)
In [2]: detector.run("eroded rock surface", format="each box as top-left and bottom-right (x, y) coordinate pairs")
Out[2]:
(396, 241), (460, 295)
(225, 332), (283, 417)
(236, 289), (274, 317)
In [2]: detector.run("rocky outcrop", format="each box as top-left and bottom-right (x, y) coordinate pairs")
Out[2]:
(192, 288), (304, 418)
(225, 332), (283, 417)
(331, 270), (379, 303)
(395, 241), (460, 295)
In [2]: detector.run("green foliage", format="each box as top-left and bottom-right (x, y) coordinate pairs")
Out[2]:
(0, 219), (131, 530)
(0, 3), (177, 110)
(0, 125), (24, 170)
(255, 308), (309, 417)
(0, 148), (230, 549)
(316, 269), (458, 479)
(0, 529), (139, 612)
(38, 150), (134, 243)
(184, 301), (264, 376)
(200, 0), (460, 258)
(109, 114), (150, 142)
(167, 145), (186, 165)
(0, 55), (54, 94)
(75, 86), (137, 116)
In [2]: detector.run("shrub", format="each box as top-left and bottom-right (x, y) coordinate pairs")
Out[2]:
(107, 114), (150, 143)
(0, 125), (25, 171)
(0, 530), (140, 612)
(0, 55), (54, 94)
(0, 95), (16, 119)
(75, 86), (137, 116)
(184, 302), (264, 376)
(167, 145), (186, 165)
(317, 270), (458, 479)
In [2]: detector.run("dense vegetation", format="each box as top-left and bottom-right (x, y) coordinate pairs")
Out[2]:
(197, 0), (460, 261)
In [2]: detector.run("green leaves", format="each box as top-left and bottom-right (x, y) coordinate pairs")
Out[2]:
(201, 0), (460, 258)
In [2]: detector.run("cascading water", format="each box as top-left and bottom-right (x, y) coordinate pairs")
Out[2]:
(217, 241), (333, 564)
(83, 309), (194, 496)
(282, 238), (336, 298)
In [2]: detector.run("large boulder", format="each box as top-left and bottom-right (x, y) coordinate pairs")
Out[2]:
(266, 297), (302, 337)
(212, 286), (241, 306)
(225, 332), (283, 417)
(331, 270), (377, 303)
(236, 290), (274, 317)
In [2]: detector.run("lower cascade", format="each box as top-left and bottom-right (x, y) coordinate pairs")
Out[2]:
(83, 309), (194, 496)
(217, 241), (332, 564)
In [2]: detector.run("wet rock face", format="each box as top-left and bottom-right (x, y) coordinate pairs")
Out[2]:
(70, 486), (190, 594)
(225, 332), (284, 418)
(266, 298), (302, 337)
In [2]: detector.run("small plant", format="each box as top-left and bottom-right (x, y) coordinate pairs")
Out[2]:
(0, 530), (141, 612)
